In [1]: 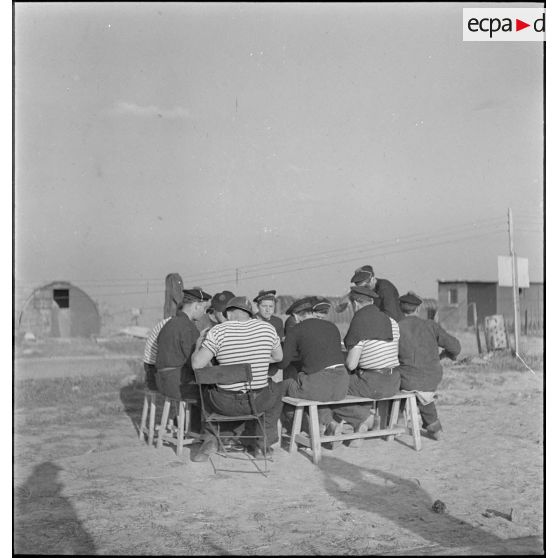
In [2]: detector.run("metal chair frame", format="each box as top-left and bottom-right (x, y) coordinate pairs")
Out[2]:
(194, 364), (270, 474)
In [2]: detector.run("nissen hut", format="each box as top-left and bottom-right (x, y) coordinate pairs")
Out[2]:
(18, 281), (101, 338)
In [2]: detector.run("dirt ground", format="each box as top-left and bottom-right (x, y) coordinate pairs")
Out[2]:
(13, 334), (544, 555)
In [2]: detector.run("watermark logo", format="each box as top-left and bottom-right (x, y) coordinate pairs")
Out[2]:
(463, 8), (545, 41)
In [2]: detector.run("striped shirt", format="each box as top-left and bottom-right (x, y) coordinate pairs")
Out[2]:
(143, 317), (172, 365)
(356, 317), (400, 370)
(202, 319), (280, 391)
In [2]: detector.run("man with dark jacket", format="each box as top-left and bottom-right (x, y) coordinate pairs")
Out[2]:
(254, 289), (285, 340)
(155, 288), (211, 400)
(397, 292), (461, 440)
(279, 296), (349, 436)
(350, 264), (404, 322)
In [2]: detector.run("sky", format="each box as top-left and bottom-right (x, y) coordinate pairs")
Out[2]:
(13, 2), (544, 315)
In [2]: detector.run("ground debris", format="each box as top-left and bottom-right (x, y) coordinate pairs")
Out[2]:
(431, 500), (447, 514)
(482, 508), (514, 521)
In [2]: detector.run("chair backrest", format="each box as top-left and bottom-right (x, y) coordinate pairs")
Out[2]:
(194, 363), (253, 386)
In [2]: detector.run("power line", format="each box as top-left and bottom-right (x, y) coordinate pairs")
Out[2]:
(16, 216), (507, 287)
(14, 216), (535, 295)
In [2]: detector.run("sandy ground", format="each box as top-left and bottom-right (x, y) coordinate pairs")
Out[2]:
(13, 336), (544, 555)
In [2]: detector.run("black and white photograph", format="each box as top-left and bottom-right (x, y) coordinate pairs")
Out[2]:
(13, 2), (546, 555)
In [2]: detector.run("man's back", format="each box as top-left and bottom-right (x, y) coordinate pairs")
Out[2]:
(375, 278), (404, 322)
(156, 312), (200, 370)
(202, 319), (280, 391)
(281, 318), (344, 374)
(398, 315), (460, 391)
(357, 317), (400, 371)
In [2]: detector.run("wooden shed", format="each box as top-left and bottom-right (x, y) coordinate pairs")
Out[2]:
(437, 280), (543, 334)
(18, 281), (101, 338)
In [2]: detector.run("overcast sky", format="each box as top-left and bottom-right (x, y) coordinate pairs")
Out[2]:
(14, 2), (544, 312)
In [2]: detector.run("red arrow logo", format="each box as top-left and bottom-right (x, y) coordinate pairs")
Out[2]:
(516, 19), (530, 31)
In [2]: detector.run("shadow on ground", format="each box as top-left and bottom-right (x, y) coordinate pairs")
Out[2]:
(14, 461), (97, 555)
(119, 380), (146, 437)
(319, 455), (542, 555)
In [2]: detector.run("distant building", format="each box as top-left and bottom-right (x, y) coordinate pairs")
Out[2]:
(18, 281), (101, 338)
(437, 280), (543, 334)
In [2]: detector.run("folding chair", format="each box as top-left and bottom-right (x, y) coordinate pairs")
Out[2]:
(194, 364), (271, 474)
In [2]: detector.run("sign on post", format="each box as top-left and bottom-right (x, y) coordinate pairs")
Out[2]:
(498, 256), (529, 287)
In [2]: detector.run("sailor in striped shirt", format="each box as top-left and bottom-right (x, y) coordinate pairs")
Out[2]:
(191, 296), (284, 461)
(142, 317), (172, 390)
(332, 285), (401, 443)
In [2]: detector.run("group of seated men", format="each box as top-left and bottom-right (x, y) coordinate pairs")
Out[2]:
(143, 264), (461, 462)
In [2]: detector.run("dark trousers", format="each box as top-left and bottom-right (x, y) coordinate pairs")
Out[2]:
(205, 380), (286, 448)
(283, 361), (303, 381)
(156, 366), (201, 433)
(143, 363), (158, 391)
(282, 366), (349, 429)
(332, 369), (400, 429)
(155, 366), (199, 400)
(418, 401), (438, 427)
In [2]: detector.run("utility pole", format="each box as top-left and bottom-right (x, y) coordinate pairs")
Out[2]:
(508, 208), (520, 356)
(235, 268), (240, 289)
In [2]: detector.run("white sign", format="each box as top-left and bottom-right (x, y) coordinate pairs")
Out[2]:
(498, 256), (530, 288)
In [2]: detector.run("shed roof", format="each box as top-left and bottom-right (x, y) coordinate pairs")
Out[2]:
(437, 279), (543, 286)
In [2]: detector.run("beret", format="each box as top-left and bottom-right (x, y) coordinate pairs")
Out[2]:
(350, 265), (374, 284)
(399, 292), (423, 306)
(311, 296), (332, 313)
(253, 289), (277, 303)
(183, 287), (212, 302)
(289, 297), (314, 315)
(224, 296), (255, 317)
(209, 290), (236, 313)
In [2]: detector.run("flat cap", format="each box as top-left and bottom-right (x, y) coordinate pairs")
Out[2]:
(399, 292), (423, 306)
(253, 289), (277, 303)
(289, 297), (314, 315)
(311, 296), (332, 313)
(224, 296), (255, 317)
(208, 290), (236, 313)
(349, 285), (379, 299)
(183, 287), (212, 302)
(350, 264), (374, 284)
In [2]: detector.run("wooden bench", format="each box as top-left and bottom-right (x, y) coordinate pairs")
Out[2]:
(156, 396), (200, 456)
(282, 391), (422, 464)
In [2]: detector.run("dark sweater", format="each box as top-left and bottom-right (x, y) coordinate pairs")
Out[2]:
(255, 314), (285, 339)
(278, 318), (345, 374)
(155, 312), (200, 380)
(375, 278), (404, 322)
(397, 315), (461, 391)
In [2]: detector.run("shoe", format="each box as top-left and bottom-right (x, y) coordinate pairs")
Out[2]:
(324, 420), (344, 450)
(222, 438), (246, 452)
(252, 446), (273, 458)
(426, 420), (442, 441)
(349, 420), (371, 448)
(192, 438), (218, 462)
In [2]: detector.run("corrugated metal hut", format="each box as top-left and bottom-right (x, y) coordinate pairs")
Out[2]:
(437, 279), (543, 334)
(18, 281), (101, 338)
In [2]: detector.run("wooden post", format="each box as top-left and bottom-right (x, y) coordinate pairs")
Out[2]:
(508, 208), (520, 356)
(472, 302), (482, 355)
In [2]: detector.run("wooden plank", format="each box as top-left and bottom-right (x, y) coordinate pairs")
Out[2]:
(282, 392), (414, 407)
(320, 427), (405, 443)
